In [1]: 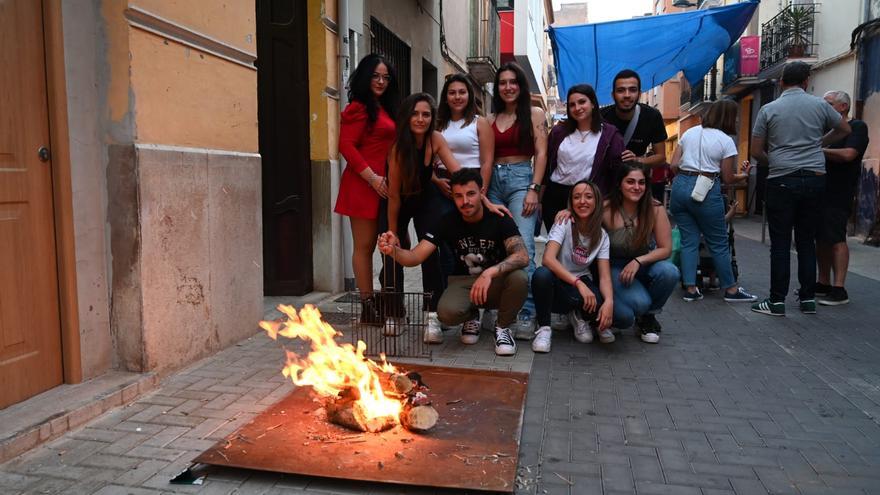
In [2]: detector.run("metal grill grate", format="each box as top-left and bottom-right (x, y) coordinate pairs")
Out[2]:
(347, 291), (431, 358)
(370, 17), (411, 96)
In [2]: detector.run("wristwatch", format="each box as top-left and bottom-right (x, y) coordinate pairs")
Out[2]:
(528, 183), (542, 193)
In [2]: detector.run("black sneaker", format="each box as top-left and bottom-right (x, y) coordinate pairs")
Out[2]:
(814, 282), (832, 297)
(682, 288), (703, 302)
(818, 287), (849, 306)
(359, 295), (383, 326)
(636, 314), (661, 344)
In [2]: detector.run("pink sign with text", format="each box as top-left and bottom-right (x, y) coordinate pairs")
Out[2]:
(740, 36), (760, 75)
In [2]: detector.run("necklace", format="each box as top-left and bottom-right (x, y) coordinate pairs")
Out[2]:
(622, 208), (637, 229)
(574, 128), (591, 143)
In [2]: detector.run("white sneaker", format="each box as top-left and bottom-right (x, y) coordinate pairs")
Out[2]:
(531, 326), (552, 353)
(480, 309), (497, 331)
(569, 310), (594, 343)
(598, 328), (616, 344)
(383, 317), (403, 336)
(494, 327), (517, 356)
(423, 312), (443, 344)
(512, 318), (535, 340)
(460, 319), (480, 345)
(550, 312), (571, 331)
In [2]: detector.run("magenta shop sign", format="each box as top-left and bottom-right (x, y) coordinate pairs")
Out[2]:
(740, 36), (760, 75)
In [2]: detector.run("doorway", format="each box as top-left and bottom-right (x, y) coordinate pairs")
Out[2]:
(0, 0), (65, 409)
(256, 0), (313, 295)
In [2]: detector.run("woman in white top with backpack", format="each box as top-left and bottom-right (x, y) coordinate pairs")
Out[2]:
(670, 99), (756, 303)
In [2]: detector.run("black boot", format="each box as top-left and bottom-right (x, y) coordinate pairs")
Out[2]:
(359, 294), (383, 326)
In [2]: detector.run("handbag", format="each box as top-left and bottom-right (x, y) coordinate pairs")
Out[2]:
(690, 128), (715, 202)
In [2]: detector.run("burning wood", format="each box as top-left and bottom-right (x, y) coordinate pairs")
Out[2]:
(261, 305), (439, 434)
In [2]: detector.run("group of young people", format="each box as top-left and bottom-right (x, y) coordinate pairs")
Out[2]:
(336, 53), (755, 357)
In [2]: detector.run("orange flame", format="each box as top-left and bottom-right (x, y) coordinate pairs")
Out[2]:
(260, 304), (401, 422)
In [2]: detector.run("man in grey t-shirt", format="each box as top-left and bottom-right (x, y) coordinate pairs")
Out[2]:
(749, 61), (851, 316)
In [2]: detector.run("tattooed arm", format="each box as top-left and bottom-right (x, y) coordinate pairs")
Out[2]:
(470, 235), (528, 305)
(493, 235), (529, 276)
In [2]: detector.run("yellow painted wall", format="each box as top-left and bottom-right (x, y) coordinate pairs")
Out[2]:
(130, 0), (256, 54)
(307, 0), (338, 161)
(129, 29), (258, 152)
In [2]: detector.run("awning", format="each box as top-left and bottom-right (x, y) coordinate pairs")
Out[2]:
(548, 0), (759, 106)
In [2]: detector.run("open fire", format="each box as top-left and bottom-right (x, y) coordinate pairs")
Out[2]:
(260, 305), (438, 433)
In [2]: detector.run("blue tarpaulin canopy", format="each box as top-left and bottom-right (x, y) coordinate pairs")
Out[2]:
(548, 0), (759, 106)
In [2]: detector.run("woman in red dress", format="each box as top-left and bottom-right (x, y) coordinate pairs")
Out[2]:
(334, 54), (400, 324)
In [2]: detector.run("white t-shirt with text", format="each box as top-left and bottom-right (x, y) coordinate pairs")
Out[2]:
(547, 219), (609, 278)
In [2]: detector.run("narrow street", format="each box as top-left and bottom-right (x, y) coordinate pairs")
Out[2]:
(3, 222), (880, 495)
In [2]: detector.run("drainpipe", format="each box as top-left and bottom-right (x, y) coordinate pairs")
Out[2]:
(338, 0), (354, 292)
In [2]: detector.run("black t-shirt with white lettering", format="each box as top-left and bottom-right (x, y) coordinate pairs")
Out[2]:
(601, 103), (668, 156)
(426, 212), (521, 276)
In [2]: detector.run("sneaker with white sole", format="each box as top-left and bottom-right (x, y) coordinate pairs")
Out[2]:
(460, 319), (481, 344)
(494, 327), (517, 356)
(724, 287), (758, 302)
(636, 314), (661, 344)
(480, 309), (497, 331)
(512, 318), (535, 340)
(532, 326), (552, 353)
(569, 310), (594, 343)
(682, 288), (703, 302)
(751, 298), (785, 316)
(551, 312), (571, 331)
(598, 328), (616, 344)
(423, 312), (443, 344)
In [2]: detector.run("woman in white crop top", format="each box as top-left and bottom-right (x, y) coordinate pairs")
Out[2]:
(436, 74), (494, 196)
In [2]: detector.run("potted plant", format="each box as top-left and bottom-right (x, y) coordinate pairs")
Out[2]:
(781, 4), (813, 58)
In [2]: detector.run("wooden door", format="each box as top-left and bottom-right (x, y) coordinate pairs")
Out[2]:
(0, 0), (64, 409)
(256, 0), (313, 295)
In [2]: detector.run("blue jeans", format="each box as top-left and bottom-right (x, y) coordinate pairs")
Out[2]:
(488, 161), (537, 318)
(532, 266), (602, 327)
(670, 175), (735, 288)
(610, 259), (680, 328)
(765, 173), (825, 302)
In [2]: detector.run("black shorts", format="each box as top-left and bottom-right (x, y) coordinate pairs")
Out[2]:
(817, 197), (852, 244)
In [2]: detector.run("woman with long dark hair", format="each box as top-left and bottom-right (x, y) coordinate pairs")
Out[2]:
(488, 62), (548, 338)
(604, 162), (679, 343)
(436, 74), (494, 190)
(335, 54), (401, 325)
(531, 180), (613, 352)
(544, 84), (624, 230)
(669, 99), (755, 304)
(381, 93), (464, 343)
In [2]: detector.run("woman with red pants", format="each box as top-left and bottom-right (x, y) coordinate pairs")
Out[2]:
(334, 54), (401, 324)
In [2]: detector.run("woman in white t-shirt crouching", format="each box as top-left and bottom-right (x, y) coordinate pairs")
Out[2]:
(531, 180), (614, 353)
(669, 100), (756, 303)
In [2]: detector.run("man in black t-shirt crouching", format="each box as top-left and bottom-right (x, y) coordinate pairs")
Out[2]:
(377, 169), (528, 356)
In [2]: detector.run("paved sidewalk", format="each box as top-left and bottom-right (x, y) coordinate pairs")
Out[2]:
(2, 234), (880, 494)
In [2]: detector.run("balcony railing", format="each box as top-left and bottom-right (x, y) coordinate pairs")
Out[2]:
(466, 0), (500, 85)
(759, 3), (818, 71)
(680, 75), (715, 113)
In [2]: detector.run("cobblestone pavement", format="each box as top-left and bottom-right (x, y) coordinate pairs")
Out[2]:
(2, 234), (880, 494)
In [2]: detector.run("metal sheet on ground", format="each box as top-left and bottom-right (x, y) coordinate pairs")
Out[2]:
(194, 364), (528, 493)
